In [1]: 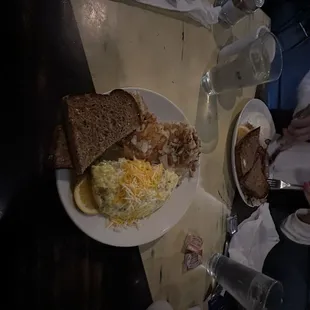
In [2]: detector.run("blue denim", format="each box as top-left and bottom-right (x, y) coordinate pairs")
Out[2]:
(267, 40), (310, 110)
(263, 1), (310, 110)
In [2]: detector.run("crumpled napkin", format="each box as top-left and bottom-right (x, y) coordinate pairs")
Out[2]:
(134, 0), (220, 28)
(229, 203), (279, 272)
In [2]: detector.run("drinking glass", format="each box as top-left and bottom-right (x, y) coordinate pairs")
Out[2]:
(218, 0), (264, 28)
(201, 31), (282, 95)
(207, 253), (283, 310)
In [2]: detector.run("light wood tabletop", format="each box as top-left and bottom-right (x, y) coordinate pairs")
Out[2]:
(70, 1), (269, 308)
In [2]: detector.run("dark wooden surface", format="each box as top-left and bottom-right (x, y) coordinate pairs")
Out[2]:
(1, 174), (151, 310)
(1, 1), (152, 309)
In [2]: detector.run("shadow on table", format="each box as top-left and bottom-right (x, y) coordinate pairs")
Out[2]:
(195, 50), (221, 154)
(212, 22), (234, 49)
(218, 88), (243, 110)
(195, 36), (244, 155)
(195, 88), (219, 154)
(195, 87), (243, 155)
(215, 40), (244, 111)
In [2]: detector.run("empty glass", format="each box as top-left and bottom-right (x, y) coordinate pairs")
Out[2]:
(201, 31), (283, 95)
(207, 253), (283, 310)
(218, 0), (265, 28)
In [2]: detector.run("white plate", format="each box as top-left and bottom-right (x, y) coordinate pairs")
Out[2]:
(231, 99), (275, 207)
(56, 88), (199, 246)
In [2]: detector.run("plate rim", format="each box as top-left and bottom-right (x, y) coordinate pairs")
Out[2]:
(56, 87), (200, 246)
(231, 98), (275, 208)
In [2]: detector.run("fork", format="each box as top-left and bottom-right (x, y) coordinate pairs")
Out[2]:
(268, 179), (303, 190)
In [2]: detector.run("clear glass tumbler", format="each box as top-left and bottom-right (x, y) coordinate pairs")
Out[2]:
(207, 253), (283, 310)
(218, 0), (264, 28)
(201, 31), (282, 95)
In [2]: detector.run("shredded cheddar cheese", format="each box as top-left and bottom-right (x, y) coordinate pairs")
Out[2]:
(91, 159), (179, 227)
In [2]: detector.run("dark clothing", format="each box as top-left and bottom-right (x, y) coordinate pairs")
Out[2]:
(263, 110), (310, 310)
(263, 193), (310, 310)
(263, 0), (310, 110)
(226, 111), (310, 310)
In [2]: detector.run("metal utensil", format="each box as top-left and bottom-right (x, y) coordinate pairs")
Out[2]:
(268, 179), (303, 190)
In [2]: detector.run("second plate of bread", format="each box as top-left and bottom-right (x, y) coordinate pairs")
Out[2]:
(231, 99), (276, 207)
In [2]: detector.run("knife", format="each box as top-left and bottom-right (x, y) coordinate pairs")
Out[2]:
(268, 104), (310, 165)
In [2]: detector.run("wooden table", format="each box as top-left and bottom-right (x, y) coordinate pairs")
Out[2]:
(70, 1), (269, 308)
(6, 1), (269, 309)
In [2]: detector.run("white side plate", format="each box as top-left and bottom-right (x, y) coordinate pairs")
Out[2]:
(231, 99), (275, 207)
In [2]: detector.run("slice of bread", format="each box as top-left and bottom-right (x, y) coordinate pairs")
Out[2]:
(235, 127), (261, 178)
(64, 90), (142, 174)
(236, 123), (254, 143)
(241, 153), (269, 199)
(48, 125), (73, 169)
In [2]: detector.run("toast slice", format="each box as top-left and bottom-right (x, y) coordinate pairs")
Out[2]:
(64, 90), (142, 174)
(48, 125), (73, 169)
(235, 127), (261, 178)
(241, 153), (269, 199)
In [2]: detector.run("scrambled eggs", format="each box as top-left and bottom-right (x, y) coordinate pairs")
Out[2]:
(91, 158), (179, 226)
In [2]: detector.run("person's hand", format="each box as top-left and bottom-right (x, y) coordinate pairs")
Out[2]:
(286, 114), (310, 142)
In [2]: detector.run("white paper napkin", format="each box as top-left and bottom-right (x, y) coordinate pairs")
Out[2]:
(134, 0), (220, 28)
(229, 203), (279, 272)
(270, 142), (310, 185)
(281, 209), (310, 245)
